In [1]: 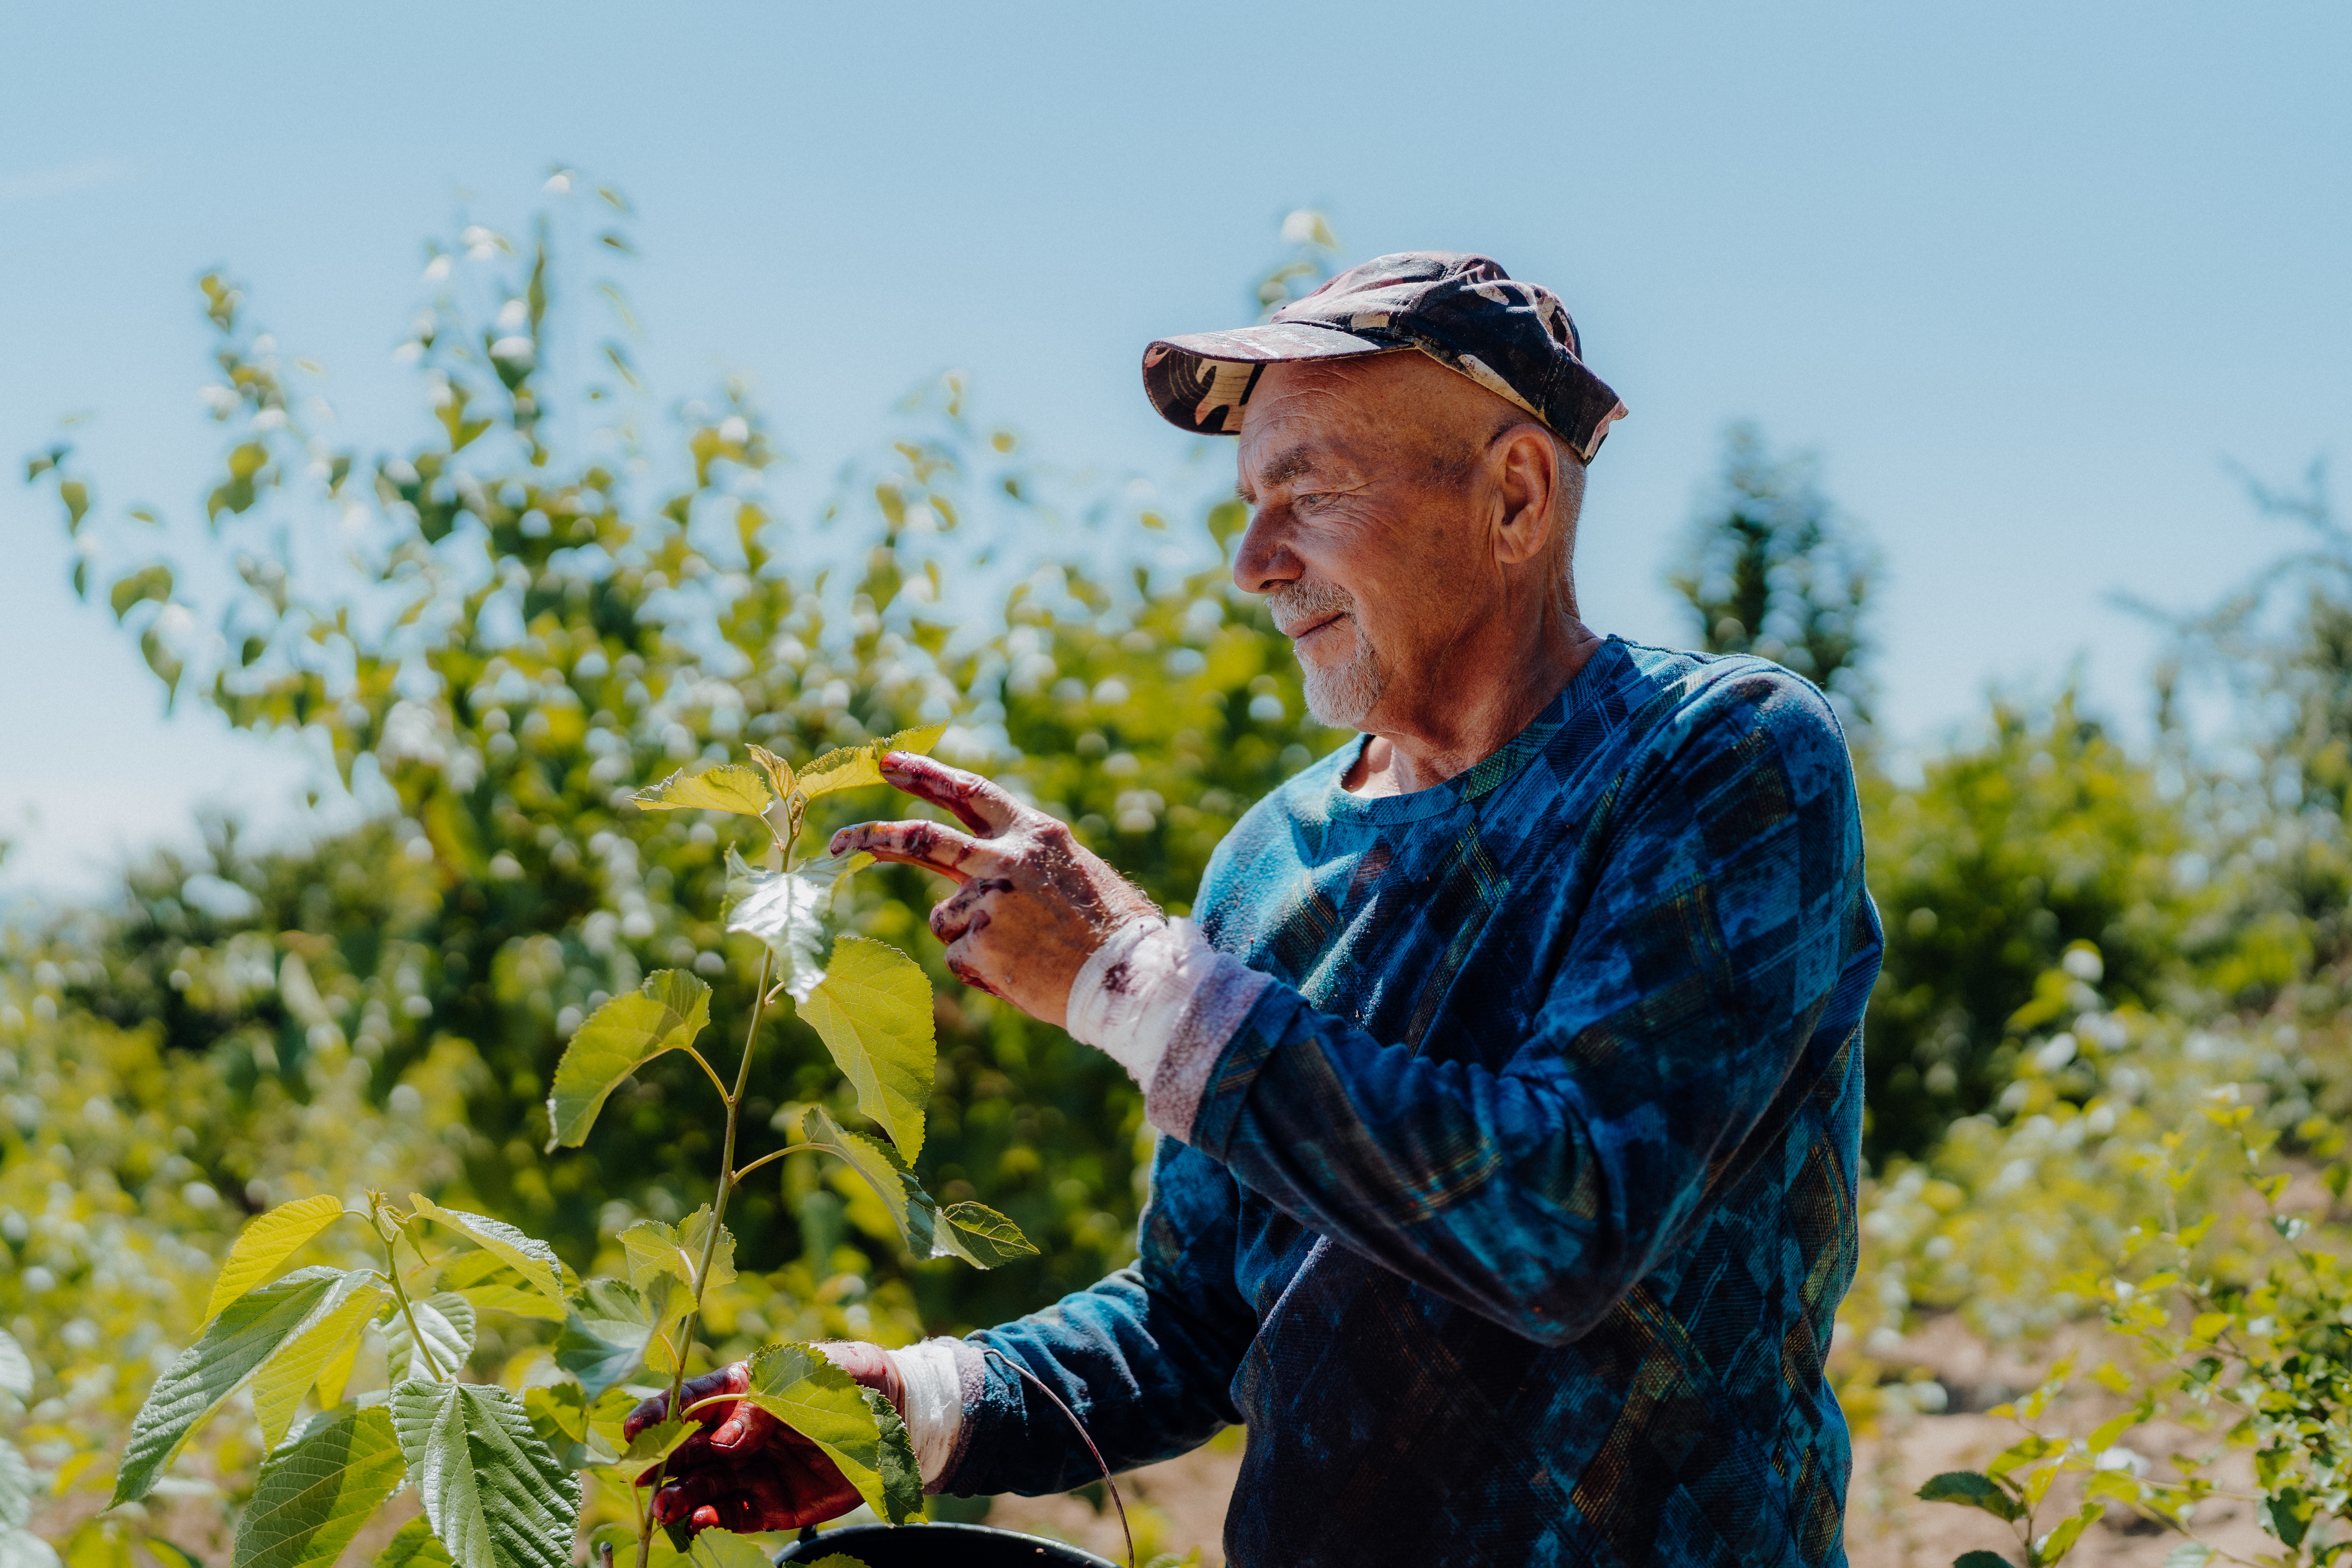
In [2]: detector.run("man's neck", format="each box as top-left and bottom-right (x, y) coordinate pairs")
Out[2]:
(1342, 615), (1604, 798)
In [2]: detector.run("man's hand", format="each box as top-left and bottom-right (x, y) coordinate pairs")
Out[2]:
(830, 753), (1158, 1026)
(623, 1345), (900, 1535)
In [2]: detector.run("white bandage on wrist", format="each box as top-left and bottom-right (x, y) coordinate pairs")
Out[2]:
(884, 1338), (972, 1488)
(1065, 916), (1272, 1141)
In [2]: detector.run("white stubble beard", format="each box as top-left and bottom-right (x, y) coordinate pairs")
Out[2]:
(1270, 578), (1387, 729)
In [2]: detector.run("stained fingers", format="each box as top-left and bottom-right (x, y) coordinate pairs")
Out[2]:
(831, 818), (1008, 882)
(929, 877), (1010, 944)
(879, 752), (1024, 834)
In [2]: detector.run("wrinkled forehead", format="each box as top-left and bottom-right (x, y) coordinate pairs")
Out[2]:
(1235, 353), (1502, 494)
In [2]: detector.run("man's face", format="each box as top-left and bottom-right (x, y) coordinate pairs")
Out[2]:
(1232, 353), (1508, 729)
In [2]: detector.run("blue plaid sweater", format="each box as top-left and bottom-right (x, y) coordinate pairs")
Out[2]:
(945, 639), (1881, 1566)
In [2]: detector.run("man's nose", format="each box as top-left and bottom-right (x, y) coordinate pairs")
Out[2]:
(1231, 507), (1298, 597)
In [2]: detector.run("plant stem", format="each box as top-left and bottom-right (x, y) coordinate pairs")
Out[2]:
(375, 1200), (453, 1382)
(728, 1142), (818, 1185)
(638, 943), (777, 1568)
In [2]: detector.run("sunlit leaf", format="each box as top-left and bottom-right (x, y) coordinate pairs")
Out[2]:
(727, 1344), (915, 1524)
(0, 1330), (31, 1403)
(544, 970), (712, 1151)
(864, 1387), (922, 1525)
(630, 764), (773, 818)
(206, 1195), (348, 1323)
(382, 1293), (477, 1382)
(799, 937), (935, 1163)
(793, 724), (948, 802)
(374, 1518), (455, 1568)
(521, 1384), (587, 1450)
(744, 745), (795, 802)
(108, 565), (173, 624)
(388, 1379), (582, 1568)
(0, 1439), (31, 1531)
(787, 1106), (1033, 1269)
(115, 1267), (349, 1504)
(250, 1273), (388, 1447)
(232, 1405), (407, 1568)
(724, 848), (871, 1003)
(407, 1198), (566, 1313)
(619, 1207), (735, 1298)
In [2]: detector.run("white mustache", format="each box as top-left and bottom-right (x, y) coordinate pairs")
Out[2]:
(1269, 579), (1356, 638)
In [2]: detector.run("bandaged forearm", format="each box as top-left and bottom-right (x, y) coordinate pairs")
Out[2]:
(882, 1337), (980, 1490)
(1065, 917), (1271, 1141)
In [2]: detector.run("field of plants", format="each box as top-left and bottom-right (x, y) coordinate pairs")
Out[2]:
(7, 189), (2352, 1568)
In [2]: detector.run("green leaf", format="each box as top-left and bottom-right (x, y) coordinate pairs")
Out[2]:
(724, 848), (871, 1004)
(232, 1405), (408, 1568)
(863, 1387), (922, 1525)
(0, 1439), (31, 1531)
(108, 565), (174, 624)
(115, 1266), (349, 1504)
(683, 1532), (769, 1568)
(554, 1279), (658, 1399)
(788, 1106), (1033, 1269)
(148, 1543), (205, 1568)
(0, 1330), (31, 1403)
(619, 1207), (736, 1297)
(727, 1344), (904, 1523)
(800, 1559), (870, 1568)
(1916, 1471), (2023, 1522)
(374, 1517), (456, 1568)
(207, 1195), (348, 1323)
(793, 724), (948, 802)
(408, 1198), (567, 1313)
(1953, 1555), (2017, 1568)
(544, 970), (712, 1151)
(618, 1418), (693, 1471)
(522, 1383), (587, 1449)
(2160, 1544), (2212, 1568)
(2039, 1504), (2098, 1563)
(250, 1273), (389, 1446)
(383, 1293), (477, 1381)
(388, 1380), (583, 1568)
(799, 937), (935, 1163)
(630, 764), (774, 817)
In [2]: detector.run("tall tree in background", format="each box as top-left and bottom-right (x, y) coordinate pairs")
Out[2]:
(1671, 423), (1876, 729)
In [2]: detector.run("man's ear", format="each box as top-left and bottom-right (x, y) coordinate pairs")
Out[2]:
(1490, 423), (1560, 568)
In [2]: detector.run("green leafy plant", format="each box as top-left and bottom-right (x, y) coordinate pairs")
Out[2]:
(105, 728), (1034, 1568)
(1915, 1093), (2352, 1567)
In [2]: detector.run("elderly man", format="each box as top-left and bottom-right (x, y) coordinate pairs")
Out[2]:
(632, 253), (1882, 1565)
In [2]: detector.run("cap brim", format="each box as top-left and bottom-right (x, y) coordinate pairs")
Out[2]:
(1140, 321), (1391, 435)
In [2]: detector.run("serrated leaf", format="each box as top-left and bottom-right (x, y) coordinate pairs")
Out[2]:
(250, 1273), (388, 1447)
(0, 1439), (31, 1531)
(724, 849), (871, 1004)
(727, 1345), (902, 1523)
(619, 1208), (736, 1297)
(232, 1405), (408, 1568)
(936, 1202), (1038, 1268)
(207, 1196), (348, 1323)
(554, 1279), (657, 1400)
(630, 764), (774, 817)
(522, 1383), (587, 1450)
(584, 1388), (639, 1459)
(408, 1199), (566, 1312)
(788, 1106), (1033, 1269)
(388, 1380), (582, 1568)
(618, 1417), (693, 1473)
(544, 970), (712, 1151)
(793, 723), (949, 802)
(744, 745), (795, 803)
(115, 1267), (349, 1504)
(374, 1515), (456, 1568)
(383, 1294), (477, 1382)
(799, 938), (934, 1163)
(1916, 1470), (2022, 1521)
(0, 1330), (31, 1403)
(862, 1387), (922, 1524)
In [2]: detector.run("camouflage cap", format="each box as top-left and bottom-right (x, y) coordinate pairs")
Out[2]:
(1141, 251), (1628, 461)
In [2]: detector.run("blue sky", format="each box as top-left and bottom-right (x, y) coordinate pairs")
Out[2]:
(3, 1), (2347, 899)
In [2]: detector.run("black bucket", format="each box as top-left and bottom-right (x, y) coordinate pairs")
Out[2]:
(770, 1522), (1119, 1567)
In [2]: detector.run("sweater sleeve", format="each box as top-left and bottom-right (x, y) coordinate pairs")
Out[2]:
(935, 1137), (1258, 1497)
(1163, 669), (1877, 1345)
